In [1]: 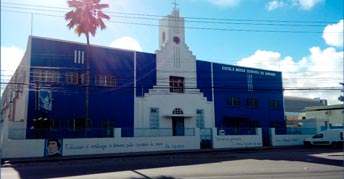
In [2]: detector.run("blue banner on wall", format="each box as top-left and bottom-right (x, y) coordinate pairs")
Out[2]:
(39, 90), (52, 111)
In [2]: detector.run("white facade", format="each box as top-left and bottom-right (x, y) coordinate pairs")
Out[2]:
(134, 8), (214, 130)
(2, 38), (32, 128)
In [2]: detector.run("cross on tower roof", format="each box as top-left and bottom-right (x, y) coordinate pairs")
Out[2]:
(172, 0), (178, 9)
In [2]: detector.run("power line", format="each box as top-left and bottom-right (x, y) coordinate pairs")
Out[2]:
(1, 2), (338, 24)
(1, 3), (340, 34)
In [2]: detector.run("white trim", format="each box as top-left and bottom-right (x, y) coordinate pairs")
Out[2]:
(211, 62), (215, 102)
(78, 50), (81, 64)
(74, 50), (77, 63)
(211, 62), (215, 125)
(81, 51), (84, 64)
(134, 51), (136, 97)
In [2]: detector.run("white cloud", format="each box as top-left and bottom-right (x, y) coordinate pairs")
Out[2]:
(237, 47), (343, 105)
(323, 20), (344, 48)
(266, 0), (323, 11)
(207, 0), (240, 7)
(110, 36), (143, 52)
(266, 0), (285, 11)
(291, 0), (324, 10)
(1, 46), (24, 92)
(192, 0), (240, 7)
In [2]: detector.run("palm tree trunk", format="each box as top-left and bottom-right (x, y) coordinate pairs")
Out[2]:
(85, 33), (90, 137)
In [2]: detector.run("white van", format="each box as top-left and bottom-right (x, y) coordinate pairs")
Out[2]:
(304, 129), (344, 148)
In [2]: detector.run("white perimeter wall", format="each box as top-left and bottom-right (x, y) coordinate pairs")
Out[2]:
(2, 128), (200, 158)
(270, 128), (313, 146)
(63, 129), (199, 156)
(2, 139), (45, 158)
(212, 128), (263, 149)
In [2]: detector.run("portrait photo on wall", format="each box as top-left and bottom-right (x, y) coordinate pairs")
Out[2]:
(45, 138), (63, 157)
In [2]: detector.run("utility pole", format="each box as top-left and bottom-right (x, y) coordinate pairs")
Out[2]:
(338, 62), (344, 104)
(339, 83), (344, 104)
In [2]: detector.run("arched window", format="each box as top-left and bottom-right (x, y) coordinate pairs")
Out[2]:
(172, 108), (183, 115)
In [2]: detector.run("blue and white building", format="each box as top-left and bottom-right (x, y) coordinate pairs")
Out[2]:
(2, 8), (285, 146)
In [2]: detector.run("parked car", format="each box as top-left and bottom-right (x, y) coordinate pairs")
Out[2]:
(304, 129), (343, 148)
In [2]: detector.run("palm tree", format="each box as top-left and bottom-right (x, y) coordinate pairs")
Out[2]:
(65, 0), (110, 135)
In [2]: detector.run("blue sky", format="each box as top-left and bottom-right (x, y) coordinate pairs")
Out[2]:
(1, 0), (343, 104)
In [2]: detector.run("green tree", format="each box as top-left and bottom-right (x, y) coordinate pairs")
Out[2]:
(65, 0), (110, 134)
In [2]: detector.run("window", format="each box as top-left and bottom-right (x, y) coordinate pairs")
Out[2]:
(227, 97), (240, 106)
(66, 72), (89, 85)
(33, 69), (60, 83)
(65, 72), (77, 84)
(150, 108), (159, 129)
(247, 74), (253, 91)
(173, 108), (184, 115)
(170, 76), (184, 93)
(270, 100), (281, 109)
(78, 73), (89, 85)
(246, 98), (258, 108)
(95, 75), (116, 87)
(50, 119), (59, 130)
(313, 134), (323, 139)
(68, 118), (91, 130)
(248, 121), (259, 128)
(196, 109), (204, 128)
(102, 120), (114, 137)
(271, 122), (282, 128)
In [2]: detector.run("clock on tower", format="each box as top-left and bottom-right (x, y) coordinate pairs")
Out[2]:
(173, 36), (180, 45)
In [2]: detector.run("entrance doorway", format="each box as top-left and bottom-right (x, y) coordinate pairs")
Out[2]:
(172, 117), (184, 136)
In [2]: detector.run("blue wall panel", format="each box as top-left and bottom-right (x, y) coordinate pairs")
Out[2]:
(212, 63), (285, 129)
(27, 37), (135, 138)
(196, 60), (212, 101)
(136, 52), (157, 97)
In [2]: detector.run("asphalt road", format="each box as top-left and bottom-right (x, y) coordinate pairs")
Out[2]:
(1, 147), (343, 179)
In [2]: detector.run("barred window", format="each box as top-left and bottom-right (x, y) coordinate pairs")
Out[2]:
(196, 109), (204, 128)
(246, 98), (258, 108)
(270, 100), (281, 109)
(95, 75), (116, 87)
(66, 72), (88, 85)
(227, 97), (240, 106)
(173, 108), (184, 115)
(150, 108), (159, 129)
(33, 69), (60, 83)
(170, 76), (184, 93)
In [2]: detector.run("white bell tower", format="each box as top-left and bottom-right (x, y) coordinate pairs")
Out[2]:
(134, 3), (215, 130)
(155, 6), (197, 93)
(159, 7), (185, 48)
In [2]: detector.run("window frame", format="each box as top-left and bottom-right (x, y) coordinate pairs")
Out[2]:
(196, 109), (205, 128)
(227, 97), (241, 106)
(246, 98), (258, 108)
(95, 75), (117, 87)
(169, 76), (184, 93)
(33, 69), (60, 83)
(149, 108), (159, 129)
